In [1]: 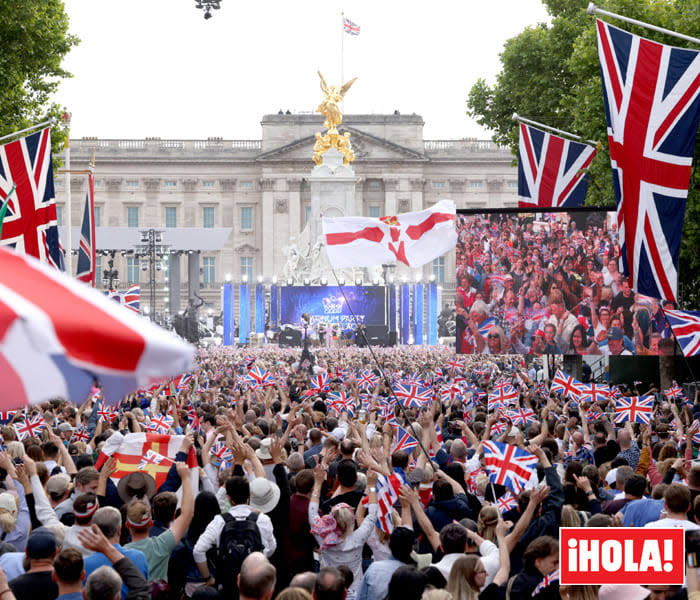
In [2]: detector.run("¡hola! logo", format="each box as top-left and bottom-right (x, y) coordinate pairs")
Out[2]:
(560, 528), (684, 586)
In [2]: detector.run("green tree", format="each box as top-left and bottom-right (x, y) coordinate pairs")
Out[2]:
(467, 0), (700, 306)
(0, 0), (79, 152)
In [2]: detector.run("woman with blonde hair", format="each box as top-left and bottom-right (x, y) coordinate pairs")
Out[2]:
(476, 505), (498, 543)
(5, 442), (24, 461)
(275, 588), (312, 600)
(560, 504), (584, 527)
(309, 464), (378, 595)
(447, 519), (511, 599)
(0, 452), (30, 552)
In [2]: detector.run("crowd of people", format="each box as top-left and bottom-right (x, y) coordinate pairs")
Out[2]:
(455, 212), (676, 356)
(0, 345), (697, 600)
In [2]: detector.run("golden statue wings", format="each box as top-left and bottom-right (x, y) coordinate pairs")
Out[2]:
(316, 71), (357, 132)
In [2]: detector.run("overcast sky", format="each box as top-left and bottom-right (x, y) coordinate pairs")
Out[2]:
(56, 1), (550, 141)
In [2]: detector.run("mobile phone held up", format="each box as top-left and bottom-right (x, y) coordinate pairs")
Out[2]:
(686, 529), (700, 567)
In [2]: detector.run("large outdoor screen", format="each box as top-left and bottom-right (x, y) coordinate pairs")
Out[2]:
(455, 209), (671, 356)
(280, 286), (386, 331)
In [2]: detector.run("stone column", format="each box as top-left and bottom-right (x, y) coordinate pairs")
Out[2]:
(261, 178), (275, 277)
(287, 178), (301, 246)
(384, 178), (398, 215)
(410, 178), (425, 212)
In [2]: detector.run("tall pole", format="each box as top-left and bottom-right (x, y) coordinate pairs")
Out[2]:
(341, 12), (344, 87)
(62, 109), (72, 275)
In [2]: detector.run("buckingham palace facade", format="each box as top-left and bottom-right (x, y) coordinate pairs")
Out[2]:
(55, 113), (518, 316)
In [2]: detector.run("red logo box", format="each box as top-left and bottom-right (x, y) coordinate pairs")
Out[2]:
(560, 527), (685, 586)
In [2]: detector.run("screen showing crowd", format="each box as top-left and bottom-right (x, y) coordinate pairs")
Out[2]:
(455, 210), (675, 356)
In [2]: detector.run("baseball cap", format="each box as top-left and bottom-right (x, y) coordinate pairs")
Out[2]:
(26, 528), (57, 559)
(46, 474), (71, 497)
(608, 327), (624, 341)
(57, 423), (73, 433)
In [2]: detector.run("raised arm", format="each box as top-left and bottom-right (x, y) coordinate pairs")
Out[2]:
(398, 485), (440, 552)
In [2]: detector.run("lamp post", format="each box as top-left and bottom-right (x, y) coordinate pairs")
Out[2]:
(136, 229), (169, 321)
(102, 251), (120, 290)
(194, 0), (221, 19)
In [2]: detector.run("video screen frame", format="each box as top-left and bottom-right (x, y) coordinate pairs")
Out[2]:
(455, 207), (672, 356)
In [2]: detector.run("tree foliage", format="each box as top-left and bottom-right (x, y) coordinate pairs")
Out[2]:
(467, 0), (700, 306)
(0, 0), (79, 153)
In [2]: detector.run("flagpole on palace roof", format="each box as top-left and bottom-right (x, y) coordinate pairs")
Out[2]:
(341, 11), (345, 106)
(512, 113), (599, 148)
(587, 3), (700, 46)
(0, 118), (57, 144)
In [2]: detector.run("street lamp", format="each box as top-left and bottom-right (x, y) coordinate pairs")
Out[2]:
(194, 0), (221, 19)
(102, 251), (120, 289)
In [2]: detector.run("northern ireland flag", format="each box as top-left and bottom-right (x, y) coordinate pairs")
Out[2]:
(95, 431), (197, 489)
(322, 199), (457, 268)
(0, 246), (195, 409)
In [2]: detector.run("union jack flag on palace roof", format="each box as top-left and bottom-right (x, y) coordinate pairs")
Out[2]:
(596, 19), (700, 302)
(517, 123), (597, 208)
(482, 440), (538, 494)
(663, 309), (700, 357)
(342, 16), (360, 36)
(614, 395), (654, 424)
(0, 128), (63, 268)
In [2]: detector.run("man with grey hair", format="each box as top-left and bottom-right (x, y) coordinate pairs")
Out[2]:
(286, 452), (305, 474)
(616, 428), (640, 470)
(289, 571), (317, 593)
(83, 508), (149, 597)
(450, 439), (468, 465)
(238, 552), (276, 600)
(84, 566), (122, 600)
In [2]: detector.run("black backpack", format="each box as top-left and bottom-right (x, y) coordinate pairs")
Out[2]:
(216, 512), (264, 594)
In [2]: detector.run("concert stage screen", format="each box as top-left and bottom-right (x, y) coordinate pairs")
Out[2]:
(280, 286), (386, 331)
(455, 208), (669, 356)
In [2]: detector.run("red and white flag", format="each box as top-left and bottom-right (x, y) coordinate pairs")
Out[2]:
(322, 199), (457, 269)
(0, 246), (195, 410)
(95, 431), (197, 489)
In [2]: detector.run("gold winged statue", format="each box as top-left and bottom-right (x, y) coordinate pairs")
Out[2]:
(313, 71), (357, 166)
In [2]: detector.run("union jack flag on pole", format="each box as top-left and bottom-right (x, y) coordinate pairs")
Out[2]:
(517, 122), (597, 208)
(76, 172), (96, 286)
(482, 440), (538, 494)
(596, 19), (700, 302)
(0, 128), (63, 268)
(614, 395), (654, 424)
(343, 15), (360, 36)
(663, 309), (700, 357)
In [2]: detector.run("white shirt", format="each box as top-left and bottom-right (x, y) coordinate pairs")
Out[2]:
(192, 504), (276, 563)
(644, 518), (700, 531)
(309, 500), (378, 593)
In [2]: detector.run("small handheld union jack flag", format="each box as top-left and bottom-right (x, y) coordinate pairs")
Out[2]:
(392, 426), (418, 454)
(310, 373), (330, 392)
(138, 449), (173, 470)
(665, 380), (685, 400)
(71, 425), (91, 443)
(393, 383), (432, 409)
(532, 569), (559, 596)
(614, 395), (654, 424)
(496, 490), (518, 514)
(550, 370), (582, 401)
(247, 366), (273, 389)
(357, 370), (379, 390)
(97, 403), (119, 424)
(482, 440), (538, 494)
(14, 414), (47, 441)
(147, 413), (174, 434)
(577, 383), (610, 405)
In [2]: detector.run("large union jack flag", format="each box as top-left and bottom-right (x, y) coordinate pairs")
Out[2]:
(596, 19), (700, 302)
(0, 128), (63, 268)
(482, 440), (538, 494)
(76, 172), (96, 286)
(614, 395), (654, 424)
(517, 123), (597, 208)
(663, 309), (700, 356)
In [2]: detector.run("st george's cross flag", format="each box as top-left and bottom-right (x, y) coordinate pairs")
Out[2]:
(322, 200), (457, 269)
(0, 128), (63, 268)
(95, 431), (197, 489)
(76, 172), (96, 286)
(517, 123), (597, 208)
(596, 19), (700, 302)
(663, 309), (700, 357)
(0, 246), (194, 410)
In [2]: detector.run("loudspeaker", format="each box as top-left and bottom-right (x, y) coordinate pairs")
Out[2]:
(365, 325), (389, 347)
(279, 329), (302, 347)
(388, 331), (397, 346)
